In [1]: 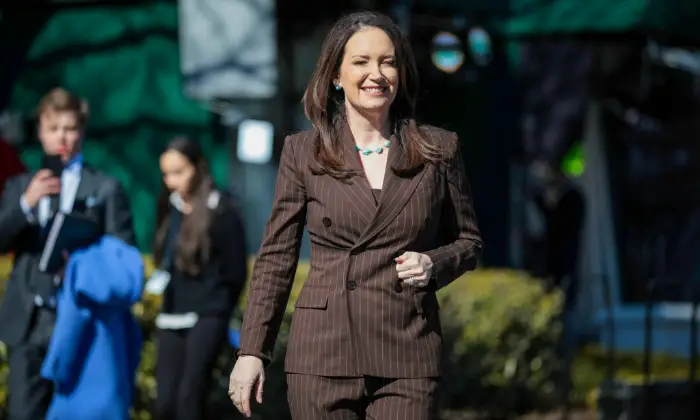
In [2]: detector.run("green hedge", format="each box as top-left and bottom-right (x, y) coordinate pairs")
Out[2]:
(9, 256), (696, 418)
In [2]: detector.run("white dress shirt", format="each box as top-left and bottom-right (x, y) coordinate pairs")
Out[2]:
(18, 154), (83, 306)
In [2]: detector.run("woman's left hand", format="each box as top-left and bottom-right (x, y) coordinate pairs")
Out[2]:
(395, 251), (434, 288)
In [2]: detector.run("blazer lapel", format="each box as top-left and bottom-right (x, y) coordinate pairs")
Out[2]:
(353, 133), (428, 250)
(338, 125), (380, 226)
(75, 167), (93, 202)
(72, 166), (99, 214)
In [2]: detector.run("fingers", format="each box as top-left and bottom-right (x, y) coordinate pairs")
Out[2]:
(229, 381), (254, 417)
(396, 251), (416, 262)
(32, 170), (61, 195)
(395, 260), (419, 272)
(41, 178), (61, 196)
(397, 268), (425, 279)
(395, 252), (422, 273)
(228, 373), (241, 414)
(229, 375), (259, 417)
(44, 178), (61, 189)
(35, 169), (55, 180)
(395, 252), (433, 287)
(35, 170), (60, 185)
(229, 356), (265, 417)
(403, 277), (429, 287)
(255, 374), (265, 403)
(239, 382), (253, 417)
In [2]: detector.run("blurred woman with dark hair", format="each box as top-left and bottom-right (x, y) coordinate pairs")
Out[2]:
(148, 137), (248, 420)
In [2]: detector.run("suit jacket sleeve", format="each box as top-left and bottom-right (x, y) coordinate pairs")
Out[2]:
(100, 178), (136, 246)
(0, 175), (30, 253)
(238, 136), (307, 365)
(424, 136), (483, 289)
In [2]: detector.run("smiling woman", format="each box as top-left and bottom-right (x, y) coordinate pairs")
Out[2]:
(229, 10), (483, 420)
(302, 11), (445, 180)
(335, 27), (398, 117)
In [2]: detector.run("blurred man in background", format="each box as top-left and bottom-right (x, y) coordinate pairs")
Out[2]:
(0, 88), (135, 420)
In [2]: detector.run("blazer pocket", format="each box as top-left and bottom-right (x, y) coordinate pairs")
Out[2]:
(295, 285), (329, 310)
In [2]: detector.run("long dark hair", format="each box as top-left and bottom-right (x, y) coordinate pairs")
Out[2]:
(302, 11), (446, 179)
(153, 137), (214, 276)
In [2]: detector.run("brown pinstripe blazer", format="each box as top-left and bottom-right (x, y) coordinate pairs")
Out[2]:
(239, 124), (483, 378)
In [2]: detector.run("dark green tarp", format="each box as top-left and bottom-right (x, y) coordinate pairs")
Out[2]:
(2, 2), (227, 251)
(420, 0), (700, 41)
(501, 0), (700, 40)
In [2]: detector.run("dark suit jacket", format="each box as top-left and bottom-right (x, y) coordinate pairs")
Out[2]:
(0, 165), (135, 346)
(239, 125), (483, 378)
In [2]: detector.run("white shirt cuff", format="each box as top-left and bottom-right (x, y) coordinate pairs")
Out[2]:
(19, 196), (36, 223)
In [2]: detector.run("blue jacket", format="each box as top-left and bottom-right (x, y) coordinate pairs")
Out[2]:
(41, 236), (143, 420)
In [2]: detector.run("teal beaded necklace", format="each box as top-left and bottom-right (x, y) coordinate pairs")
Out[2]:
(355, 140), (392, 156)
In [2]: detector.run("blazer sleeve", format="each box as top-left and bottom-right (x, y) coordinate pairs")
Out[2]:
(238, 136), (307, 365)
(100, 178), (136, 246)
(0, 175), (31, 253)
(424, 136), (483, 289)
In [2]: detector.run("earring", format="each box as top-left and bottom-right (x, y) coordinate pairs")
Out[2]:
(335, 84), (342, 91)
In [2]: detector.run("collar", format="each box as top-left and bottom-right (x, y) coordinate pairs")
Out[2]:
(64, 153), (83, 173)
(169, 190), (221, 212)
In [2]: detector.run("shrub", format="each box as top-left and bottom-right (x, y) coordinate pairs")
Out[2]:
(571, 344), (700, 409)
(437, 269), (565, 416)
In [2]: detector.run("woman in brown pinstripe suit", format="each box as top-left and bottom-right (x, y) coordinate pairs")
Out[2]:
(229, 10), (483, 420)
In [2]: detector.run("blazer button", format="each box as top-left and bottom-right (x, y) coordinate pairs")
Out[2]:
(347, 281), (357, 290)
(394, 282), (403, 293)
(322, 217), (332, 227)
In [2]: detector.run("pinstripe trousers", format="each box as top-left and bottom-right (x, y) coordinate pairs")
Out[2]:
(286, 374), (440, 420)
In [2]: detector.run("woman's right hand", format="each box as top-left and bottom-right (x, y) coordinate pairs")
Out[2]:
(229, 355), (265, 417)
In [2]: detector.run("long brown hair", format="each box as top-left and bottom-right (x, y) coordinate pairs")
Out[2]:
(153, 137), (214, 276)
(302, 11), (446, 179)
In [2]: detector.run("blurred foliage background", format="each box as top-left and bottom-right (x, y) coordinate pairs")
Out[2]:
(2, 256), (695, 419)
